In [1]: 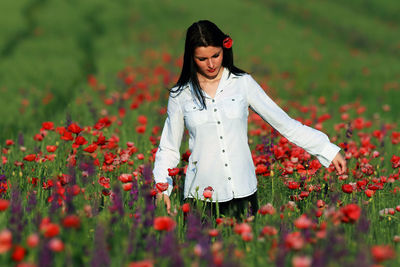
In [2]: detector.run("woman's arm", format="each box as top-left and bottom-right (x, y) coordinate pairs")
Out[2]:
(245, 75), (346, 173)
(153, 94), (185, 197)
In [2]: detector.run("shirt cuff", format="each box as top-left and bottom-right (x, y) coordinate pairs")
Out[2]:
(317, 143), (341, 168)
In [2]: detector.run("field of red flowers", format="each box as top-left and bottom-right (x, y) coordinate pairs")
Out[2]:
(0, 0), (399, 266)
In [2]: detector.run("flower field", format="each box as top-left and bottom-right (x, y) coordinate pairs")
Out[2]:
(0, 0), (399, 266)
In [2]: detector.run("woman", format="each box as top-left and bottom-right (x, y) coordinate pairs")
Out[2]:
(153, 20), (346, 218)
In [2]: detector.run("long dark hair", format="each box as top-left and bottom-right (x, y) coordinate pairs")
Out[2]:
(171, 20), (246, 109)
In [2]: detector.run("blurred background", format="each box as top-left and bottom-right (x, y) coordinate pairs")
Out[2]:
(0, 0), (399, 140)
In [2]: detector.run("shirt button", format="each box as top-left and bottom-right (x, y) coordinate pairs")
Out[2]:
(222, 149), (225, 153)
(225, 163), (228, 167)
(214, 108), (217, 112)
(217, 121), (221, 124)
(212, 99), (215, 103)
(220, 136), (223, 139)
(228, 177), (231, 180)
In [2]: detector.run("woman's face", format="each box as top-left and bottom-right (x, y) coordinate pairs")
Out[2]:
(193, 46), (223, 80)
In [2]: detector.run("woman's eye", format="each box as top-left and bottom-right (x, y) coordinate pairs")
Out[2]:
(198, 58), (206, 61)
(212, 54), (219, 58)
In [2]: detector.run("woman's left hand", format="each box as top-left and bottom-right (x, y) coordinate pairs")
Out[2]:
(332, 152), (347, 175)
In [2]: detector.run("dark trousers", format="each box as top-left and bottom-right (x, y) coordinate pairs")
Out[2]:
(186, 191), (259, 221)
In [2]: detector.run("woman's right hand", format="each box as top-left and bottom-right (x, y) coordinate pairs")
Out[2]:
(156, 193), (171, 215)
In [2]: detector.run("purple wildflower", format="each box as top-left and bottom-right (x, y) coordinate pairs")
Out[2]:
(90, 223), (110, 267)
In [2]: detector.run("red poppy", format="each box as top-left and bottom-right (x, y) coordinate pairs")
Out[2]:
(182, 203), (190, 213)
(26, 233), (39, 248)
(83, 143), (98, 153)
(137, 115), (148, 125)
(258, 203), (276, 215)
(294, 214), (313, 229)
(0, 229), (12, 253)
(62, 215), (80, 229)
(23, 154), (37, 162)
(260, 225), (277, 236)
(42, 121), (54, 130)
(168, 168), (180, 176)
(341, 184), (353, 194)
(136, 125), (146, 134)
(122, 183), (133, 191)
(287, 181), (300, 190)
(128, 260), (154, 267)
(49, 238), (64, 252)
(73, 136), (87, 148)
(340, 203), (361, 223)
(155, 182), (169, 193)
(61, 131), (74, 141)
(285, 231), (305, 250)
(42, 223), (60, 238)
(67, 123), (82, 134)
(5, 139), (14, 146)
(223, 37), (233, 49)
(0, 199), (10, 211)
(234, 223), (252, 235)
(11, 245), (26, 262)
(203, 186), (214, 199)
(118, 174), (133, 183)
(255, 164), (269, 175)
(153, 216), (176, 231)
(364, 189), (375, 197)
(46, 145), (57, 153)
(371, 245), (396, 263)
(208, 229), (219, 237)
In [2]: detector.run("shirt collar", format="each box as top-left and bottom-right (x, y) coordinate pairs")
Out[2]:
(188, 67), (239, 98)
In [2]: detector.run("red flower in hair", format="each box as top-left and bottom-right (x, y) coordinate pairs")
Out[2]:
(223, 37), (233, 49)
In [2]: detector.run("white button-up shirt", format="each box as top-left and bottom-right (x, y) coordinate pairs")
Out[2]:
(153, 67), (340, 202)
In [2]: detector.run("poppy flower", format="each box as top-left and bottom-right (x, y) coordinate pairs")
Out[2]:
(23, 154), (37, 162)
(287, 181), (300, 190)
(46, 145), (57, 153)
(234, 223), (252, 235)
(153, 216), (176, 231)
(42, 121), (54, 130)
(49, 238), (64, 252)
(260, 226), (277, 236)
(11, 245), (26, 262)
(168, 168), (180, 176)
(136, 125), (146, 134)
(208, 229), (219, 237)
(258, 203), (276, 215)
(5, 139), (14, 146)
(182, 203), (190, 213)
(118, 174), (133, 183)
(222, 36), (233, 49)
(42, 223), (60, 238)
(371, 245), (396, 263)
(285, 231), (305, 250)
(364, 189), (375, 197)
(294, 214), (313, 229)
(67, 123), (82, 134)
(137, 115), (148, 125)
(292, 255), (312, 267)
(73, 136), (87, 148)
(122, 183), (133, 191)
(203, 186), (214, 199)
(0, 199), (10, 211)
(0, 229), (12, 253)
(341, 184), (353, 194)
(155, 182), (169, 193)
(83, 143), (98, 153)
(340, 203), (361, 223)
(128, 260), (154, 267)
(26, 233), (39, 248)
(62, 215), (81, 229)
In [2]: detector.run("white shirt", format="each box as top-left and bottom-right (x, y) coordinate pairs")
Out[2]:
(153, 67), (340, 202)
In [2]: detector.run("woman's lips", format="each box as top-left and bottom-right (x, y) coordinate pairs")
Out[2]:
(208, 68), (216, 73)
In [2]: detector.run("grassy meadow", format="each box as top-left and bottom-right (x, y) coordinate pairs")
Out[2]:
(0, 0), (399, 266)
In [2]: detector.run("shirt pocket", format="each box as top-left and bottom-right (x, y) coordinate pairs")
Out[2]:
(183, 102), (208, 128)
(222, 94), (247, 119)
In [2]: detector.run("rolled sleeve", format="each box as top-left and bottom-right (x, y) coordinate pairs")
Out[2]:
(153, 93), (184, 195)
(245, 75), (340, 168)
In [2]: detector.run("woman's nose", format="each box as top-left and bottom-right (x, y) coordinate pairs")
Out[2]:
(207, 59), (214, 68)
